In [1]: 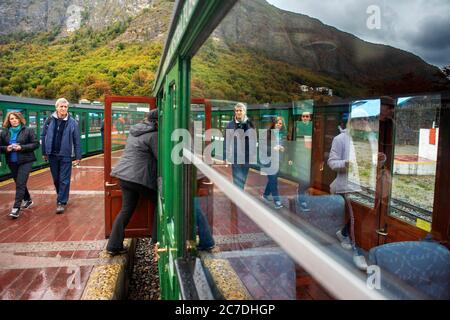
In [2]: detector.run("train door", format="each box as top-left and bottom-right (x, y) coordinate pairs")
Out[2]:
(104, 96), (156, 238)
(158, 63), (181, 300)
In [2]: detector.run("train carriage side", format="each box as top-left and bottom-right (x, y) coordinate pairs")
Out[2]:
(0, 96), (109, 180)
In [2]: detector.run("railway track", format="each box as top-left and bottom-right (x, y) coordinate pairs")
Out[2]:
(349, 187), (432, 224)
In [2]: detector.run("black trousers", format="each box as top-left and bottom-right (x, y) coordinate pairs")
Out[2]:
(107, 179), (157, 251)
(8, 161), (33, 209)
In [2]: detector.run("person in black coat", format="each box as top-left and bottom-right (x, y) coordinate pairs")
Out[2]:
(106, 109), (158, 255)
(224, 103), (256, 190)
(0, 112), (39, 218)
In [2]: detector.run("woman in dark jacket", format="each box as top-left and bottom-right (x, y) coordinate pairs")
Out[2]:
(106, 109), (158, 255)
(0, 112), (39, 218)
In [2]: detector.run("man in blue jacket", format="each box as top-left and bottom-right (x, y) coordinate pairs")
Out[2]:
(224, 103), (256, 190)
(41, 97), (82, 214)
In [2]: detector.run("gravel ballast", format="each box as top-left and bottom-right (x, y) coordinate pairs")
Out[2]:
(127, 238), (161, 300)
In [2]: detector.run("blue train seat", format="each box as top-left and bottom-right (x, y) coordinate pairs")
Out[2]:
(368, 240), (450, 299)
(293, 194), (346, 238)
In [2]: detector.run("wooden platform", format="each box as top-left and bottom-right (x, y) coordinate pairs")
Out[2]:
(0, 154), (107, 300)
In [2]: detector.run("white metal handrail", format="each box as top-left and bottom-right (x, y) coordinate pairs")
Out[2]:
(184, 148), (387, 300)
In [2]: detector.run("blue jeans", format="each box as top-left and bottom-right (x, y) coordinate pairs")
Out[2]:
(49, 155), (73, 204)
(263, 174), (280, 202)
(232, 164), (250, 189)
(194, 197), (215, 249)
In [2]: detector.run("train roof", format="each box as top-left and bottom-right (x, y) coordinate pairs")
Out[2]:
(0, 94), (104, 110)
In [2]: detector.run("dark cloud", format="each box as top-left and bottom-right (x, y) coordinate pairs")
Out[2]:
(266, 0), (450, 67)
(409, 16), (450, 50)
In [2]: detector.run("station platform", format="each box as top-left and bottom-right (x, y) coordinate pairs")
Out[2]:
(0, 154), (129, 300)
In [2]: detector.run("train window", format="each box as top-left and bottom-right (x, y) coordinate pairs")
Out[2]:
(294, 100), (313, 141)
(39, 111), (51, 132)
(28, 112), (37, 134)
(89, 112), (102, 133)
(389, 95), (441, 228)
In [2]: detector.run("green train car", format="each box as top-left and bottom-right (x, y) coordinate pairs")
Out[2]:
(0, 95), (146, 180)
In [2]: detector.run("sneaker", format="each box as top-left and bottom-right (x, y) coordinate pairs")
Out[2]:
(9, 208), (20, 219)
(21, 199), (33, 209)
(261, 195), (271, 202)
(336, 230), (352, 250)
(274, 201), (284, 209)
(299, 201), (310, 212)
(56, 203), (65, 214)
(353, 254), (368, 271)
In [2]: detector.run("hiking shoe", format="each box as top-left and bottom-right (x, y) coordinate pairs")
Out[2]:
(56, 203), (65, 214)
(106, 248), (127, 256)
(353, 254), (368, 271)
(9, 208), (20, 219)
(197, 244), (216, 251)
(336, 230), (352, 250)
(21, 199), (34, 209)
(274, 201), (284, 209)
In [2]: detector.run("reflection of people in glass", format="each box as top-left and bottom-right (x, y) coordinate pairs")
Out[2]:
(328, 108), (377, 271)
(195, 197), (215, 250)
(195, 174), (215, 251)
(262, 117), (284, 209)
(296, 111), (313, 139)
(117, 115), (125, 134)
(224, 103), (255, 189)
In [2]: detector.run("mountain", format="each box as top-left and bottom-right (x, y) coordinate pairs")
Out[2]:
(0, 0), (156, 36)
(0, 0), (448, 103)
(211, 0), (448, 95)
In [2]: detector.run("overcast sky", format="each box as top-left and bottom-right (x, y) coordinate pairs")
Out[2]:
(266, 0), (450, 67)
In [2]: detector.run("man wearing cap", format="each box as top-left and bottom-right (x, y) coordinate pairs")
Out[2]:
(106, 109), (158, 256)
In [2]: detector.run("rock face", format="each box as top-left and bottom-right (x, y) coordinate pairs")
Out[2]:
(0, 0), (155, 35)
(214, 0), (444, 87)
(112, 0), (173, 44)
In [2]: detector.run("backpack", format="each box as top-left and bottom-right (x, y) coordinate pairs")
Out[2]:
(42, 116), (53, 136)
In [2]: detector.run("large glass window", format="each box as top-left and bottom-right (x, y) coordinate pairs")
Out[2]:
(188, 0), (450, 300)
(389, 95), (441, 228)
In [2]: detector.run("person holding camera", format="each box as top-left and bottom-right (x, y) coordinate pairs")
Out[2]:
(0, 111), (39, 218)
